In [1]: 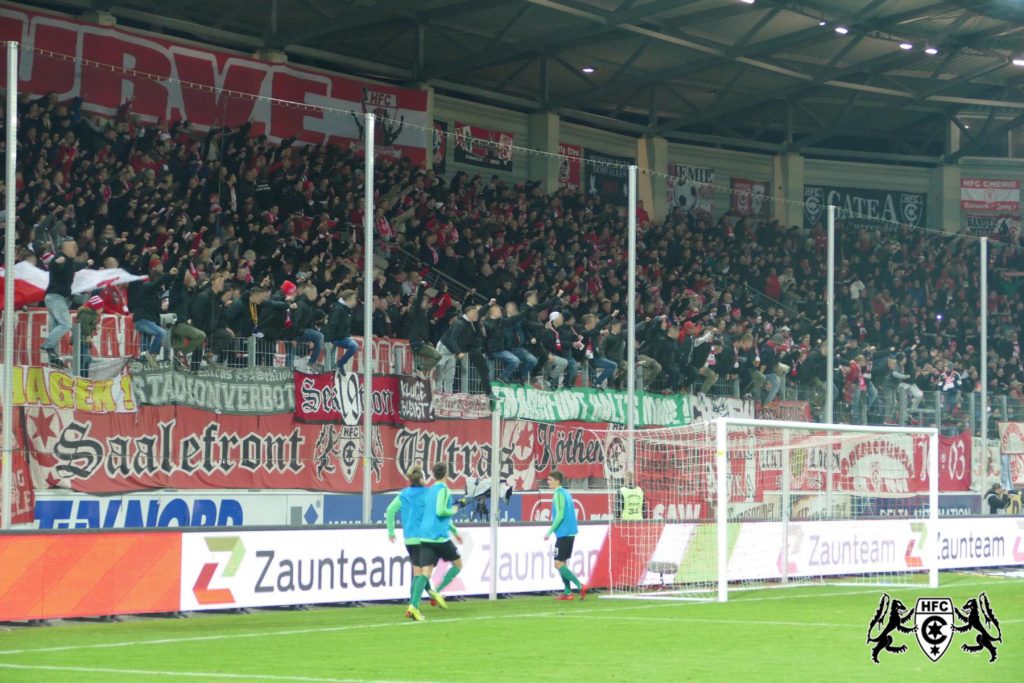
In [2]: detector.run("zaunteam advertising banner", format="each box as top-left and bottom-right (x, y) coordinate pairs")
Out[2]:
(492, 383), (691, 426)
(179, 525), (607, 611)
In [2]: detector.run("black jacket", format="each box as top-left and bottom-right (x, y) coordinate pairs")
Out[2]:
(404, 287), (430, 343)
(259, 292), (292, 341)
(224, 293), (260, 337)
(45, 255), (79, 298)
(191, 286), (224, 334)
(130, 275), (172, 324)
(440, 316), (482, 354)
(291, 297), (316, 334)
(169, 272), (196, 323)
(325, 301), (354, 340)
(482, 317), (509, 354)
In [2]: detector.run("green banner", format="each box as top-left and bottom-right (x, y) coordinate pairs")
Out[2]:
(492, 383), (691, 427)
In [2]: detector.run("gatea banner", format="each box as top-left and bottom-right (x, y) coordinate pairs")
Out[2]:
(293, 372), (433, 424)
(492, 383), (691, 427)
(803, 184), (926, 229)
(6, 366), (135, 413)
(131, 365), (293, 415)
(0, 6), (429, 163)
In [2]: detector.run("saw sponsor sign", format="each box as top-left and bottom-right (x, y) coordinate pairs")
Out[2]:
(0, 5), (429, 162)
(961, 178), (1020, 212)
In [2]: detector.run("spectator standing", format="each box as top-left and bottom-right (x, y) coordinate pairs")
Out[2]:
(326, 289), (359, 374)
(76, 295), (103, 377)
(287, 282), (324, 371)
(169, 269), (207, 369)
(41, 238), (89, 368)
(130, 259), (175, 366)
(191, 272), (232, 365)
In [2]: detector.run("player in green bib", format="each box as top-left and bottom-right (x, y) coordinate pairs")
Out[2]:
(418, 462), (465, 614)
(544, 470), (585, 600)
(385, 466), (436, 621)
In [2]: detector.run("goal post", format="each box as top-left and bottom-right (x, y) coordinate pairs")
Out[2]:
(598, 417), (940, 602)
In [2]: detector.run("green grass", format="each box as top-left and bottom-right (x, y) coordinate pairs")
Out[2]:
(0, 574), (1018, 682)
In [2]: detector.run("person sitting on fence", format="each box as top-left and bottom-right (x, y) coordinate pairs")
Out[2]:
(169, 268), (207, 370)
(539, 312), (571, 390)
(287, 282), (325, 372)
(327, 289), (359, 375)
(403, 284), (441, 375)
(437, 304), (494, 397)
(41, 238), (90, 369)
(191, 272), (233, 366)
(223, 286), (271, 367)
(129, 258), (176, 367)
(483, 301), (524, 384)
(578, 312), (617, 389)
(502, 301), (539, 385)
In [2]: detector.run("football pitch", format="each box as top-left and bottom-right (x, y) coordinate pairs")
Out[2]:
(0, 573), (1017, 682)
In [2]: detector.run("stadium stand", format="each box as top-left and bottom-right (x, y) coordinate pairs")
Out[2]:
(7, 90), (1024, 429)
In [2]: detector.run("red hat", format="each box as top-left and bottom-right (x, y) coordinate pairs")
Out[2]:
(150, 256), (162, 268)
(281, 281), (297, 296)
(86, 295), (104, 310)
(682, 321), (701, 336)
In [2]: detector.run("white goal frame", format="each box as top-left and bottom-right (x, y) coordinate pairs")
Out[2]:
(608, 417), (940, 603)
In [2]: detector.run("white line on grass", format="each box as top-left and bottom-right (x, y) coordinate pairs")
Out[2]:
(0, 578), (1011, 658)
(0, 663), (436, 683)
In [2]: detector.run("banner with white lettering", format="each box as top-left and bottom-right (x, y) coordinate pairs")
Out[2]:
(667, 163), (715, 219)
(492, 382), (692, 427)
(803, 184), (926, 229)
(0, 6), (429, 163)
(293, 372), (433, 424)
(966, 213), (1020, 239)
(961, 178), (1020, 212)
(453, 121), (514, 171)
(131, 365), (293, 415)
(584, 149), (634, 206)
(558, 142), (582, 192)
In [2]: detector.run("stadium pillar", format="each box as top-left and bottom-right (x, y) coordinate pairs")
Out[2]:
(1, 42), (17, 530)
(772, 152), (804, 228)
(528, 112), (560, 194)
(79, 10), (116, 26)
(636, 135), (667, 223)
(929, 164), (960, 232)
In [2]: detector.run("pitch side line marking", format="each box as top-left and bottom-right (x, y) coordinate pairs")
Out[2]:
(0, 663), (436, 683)
(0, 579), (1011, 657)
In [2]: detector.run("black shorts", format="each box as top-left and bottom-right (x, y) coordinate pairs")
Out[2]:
(554, 536), (575, 562)
(419, 540), (460, 566)
(405, 544), (421, 565)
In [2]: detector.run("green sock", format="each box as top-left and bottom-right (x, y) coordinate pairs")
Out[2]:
(559, 565), (582, 591)
(423, 577), (433, 596)
(437, 566), (461, 592)
(562, 579), (572, 595)
(410, 575), (427, 608)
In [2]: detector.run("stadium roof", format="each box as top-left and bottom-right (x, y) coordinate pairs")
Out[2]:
(38, 0), (1024, 162)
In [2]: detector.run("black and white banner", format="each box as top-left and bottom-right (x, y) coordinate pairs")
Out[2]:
(804, 185), (927, 229)
(667, 164), (715, 218)
(584, 149), (634, 206)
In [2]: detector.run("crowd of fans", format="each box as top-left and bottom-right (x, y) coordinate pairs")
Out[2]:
(6, 91), (1024, 424)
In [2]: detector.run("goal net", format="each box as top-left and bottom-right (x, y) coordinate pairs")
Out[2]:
(596, 418), (939, 602)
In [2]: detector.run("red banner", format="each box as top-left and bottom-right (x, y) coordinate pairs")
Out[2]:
(730, 177), (770, 218)
(453, 121), (513, 171)
(293, 372), (433, 424)
(0, 6), (428, 163)
(757, 400), (812, 422)
(558, 142), (582, 192)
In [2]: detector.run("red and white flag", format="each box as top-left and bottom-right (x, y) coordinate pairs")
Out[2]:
(0, 262), (146, 309)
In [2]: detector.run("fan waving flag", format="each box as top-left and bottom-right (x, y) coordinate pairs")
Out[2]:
(0, 261), (147, 309)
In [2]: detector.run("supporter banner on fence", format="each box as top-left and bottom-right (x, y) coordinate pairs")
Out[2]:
(803, 184), (926, 228)
(4, 365), (135, 413)
(0, 6), (430, 163)
(558, 142), (582, 192)
(691, 394), (753, 423)
(453, 121), (513, 171)
(432, 120), (447, 174)
(965, 213), (1020, 238)
(667, 163), (715, 218)
(0, 531), (181, 621)
(757, 400), (813, 422)
(4, 410), (33, 525)
(584, 149), (633, 206)
(293, 372), (433, 424)
(179, 525), (607, 611)
(961, 178), (1020, 212)
(730, 177), (770, 218)
(14, 309), (137, 366)
(492, 383), (691, 427)
(131, 365), (293, 415)
(0, 262), (145, 309)
(997, 422), (1024, 454)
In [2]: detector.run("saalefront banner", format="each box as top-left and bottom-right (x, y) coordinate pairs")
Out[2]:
(492, 383), (692, 427)
(0, 5), (429, 162)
